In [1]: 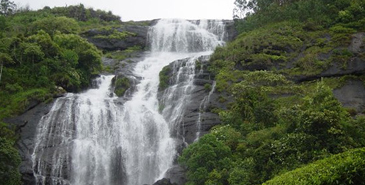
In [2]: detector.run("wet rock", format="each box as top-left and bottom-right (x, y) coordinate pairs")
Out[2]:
(83, 23), (151, 51)
(5, 102), (55, 185)
(10, 19), (239, 185)
(153, 178), (178, 185)
(164, 165), (187, 185)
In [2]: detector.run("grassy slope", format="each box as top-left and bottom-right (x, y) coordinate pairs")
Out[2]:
(179, 0), (365, 184)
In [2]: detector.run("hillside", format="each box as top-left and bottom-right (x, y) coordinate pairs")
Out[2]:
(0, 4), (150, 184)
(1, 0), (365, 184)
(178, 0), (365, 184)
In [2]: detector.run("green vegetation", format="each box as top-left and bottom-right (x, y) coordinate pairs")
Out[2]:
(0, 3), (125, 184)
(93, 29), (135, 40)
(104, 46), (142, 61)
(159, 65), (171, 91)
(114, 76), (131, 97)
(204, 83), (212, 92)
(0, 16), (102, 116)
(234, 0), (365, 33)
(0, 122), (21, 185)
(180, 82), (365, 184)
(263, 147), (365, 185)
(181, 0), (365, 184)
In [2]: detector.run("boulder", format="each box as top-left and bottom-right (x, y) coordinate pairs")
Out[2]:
(152, 178), (178, 185)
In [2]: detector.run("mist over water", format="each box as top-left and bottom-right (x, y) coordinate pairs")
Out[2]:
(32, 19), (225, 185)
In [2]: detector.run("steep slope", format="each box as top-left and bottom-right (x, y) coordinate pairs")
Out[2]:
(178, 0), (365, 184)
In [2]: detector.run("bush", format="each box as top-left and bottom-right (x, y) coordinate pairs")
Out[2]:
(158, 65), (171, 91)
(179, 134), (232, 185)
(29, 16), (80, 36)
(263, 148), (365, 185)
(114, 77), (130, 97)
(0, 136), (21, 185)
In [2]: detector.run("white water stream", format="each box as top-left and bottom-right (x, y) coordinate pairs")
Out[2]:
(32, 19), (225, 185)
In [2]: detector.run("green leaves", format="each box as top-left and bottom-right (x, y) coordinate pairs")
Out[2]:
(181, 78), (365, 184)
(114, 77), (131, 97)
(0, 0), (16, 16)
(21, 42), (44, 63)
(179, 134), (232, 185)
(158, 65), (171, 91)
(29, 16), (80, 36)
(0, 137), (21, 185)
(263, 148), (365, 185)
(54, 33), (102, 89)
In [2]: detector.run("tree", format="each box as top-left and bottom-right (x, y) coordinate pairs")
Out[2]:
(0, 122), (21, 185)
(29, 16), (80, 36)
(0, 0), (16, 16)
(296, 83), (351, 153)
(0, 52), (13, 83)
(179, 134), (232, 185)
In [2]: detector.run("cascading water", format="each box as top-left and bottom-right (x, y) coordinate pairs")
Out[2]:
(156, 20), (224, 143)
(32, 75), (121, 185)
(32, 19), (225, 185)
(195, 81), (216, 141)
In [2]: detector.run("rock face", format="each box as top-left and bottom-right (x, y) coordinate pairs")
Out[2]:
(334, 80), (365, 113)
(158, 55), (221, 144)
(222, 20), (238, 42)
(5, 102), (54, 185)
(83, 19), (238, 52)
(9, 19), (238, 185)
(83, 21), (153, 51)
(292, 33), (365, 82)
(156, 55), (226, 185)
(152, 178), (178, 185)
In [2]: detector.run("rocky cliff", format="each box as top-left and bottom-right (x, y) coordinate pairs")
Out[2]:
(9, 20), (237, 185)
(16, 20), (365, 185)
(12, 19), (365, 185)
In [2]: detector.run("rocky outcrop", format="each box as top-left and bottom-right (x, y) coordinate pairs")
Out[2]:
(158, 55), (221, 144)
(84, 19), (238, 52)
(334, 80), (365, 114)
(152, 178), (178, 185)
(163, 165), (187, 185)
(5, 102), (55, 185)
(291, 32), (365, 82)
(10, 19), (239, 185)
(222, 20), (239, 42)
(104, 52), (146, 104)
(156, 55), (225, 185)
(83, 21), (153, 51)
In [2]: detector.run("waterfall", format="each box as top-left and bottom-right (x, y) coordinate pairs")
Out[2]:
(32, 75), (120, 185)
(195, 81), (216, 140)
(32, 19), (225, 185)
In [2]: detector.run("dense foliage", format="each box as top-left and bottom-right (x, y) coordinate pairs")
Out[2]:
(263, 147), (365, 185)
(0, 4), (124, 184)
(180, 0), (365, 184)
(159, 65), (171, 91)
(180, 81), (365, 184)
(114, 76), (131, 97)
(0, 122), (21, 185)
(234, 0), (365, 32)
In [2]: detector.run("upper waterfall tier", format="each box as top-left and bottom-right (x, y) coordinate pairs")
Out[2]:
(149, 19), (226, 53)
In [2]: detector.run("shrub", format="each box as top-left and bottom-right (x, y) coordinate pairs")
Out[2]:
(158, 65), (171, 91)
(114, 77), (130, 97)
(204, 83), (212, 92)
(263, 148), (365, 185)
